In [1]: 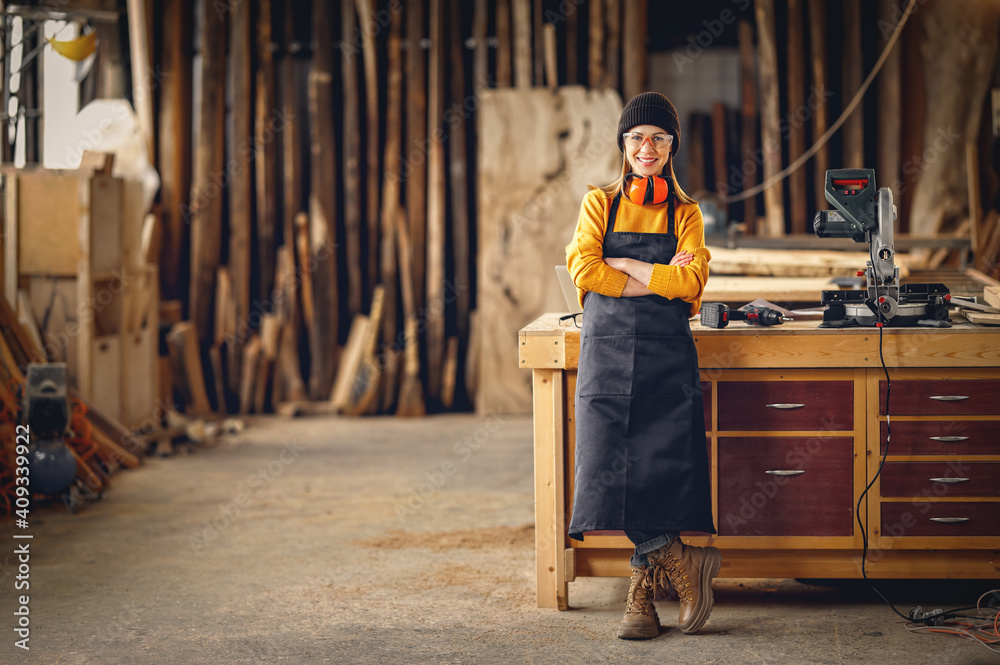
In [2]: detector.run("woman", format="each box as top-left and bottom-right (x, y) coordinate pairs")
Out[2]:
(565, 92), (720, 640)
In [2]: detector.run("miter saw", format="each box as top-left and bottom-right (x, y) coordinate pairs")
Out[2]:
(813, 168), (952, 328)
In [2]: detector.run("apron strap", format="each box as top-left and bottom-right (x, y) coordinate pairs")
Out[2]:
(606, 191), (622, 237)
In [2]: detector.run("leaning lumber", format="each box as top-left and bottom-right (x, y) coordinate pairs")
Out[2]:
(165, 321), (212, 415)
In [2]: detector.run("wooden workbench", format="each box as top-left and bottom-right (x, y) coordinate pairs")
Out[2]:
(520, 312), (1000, 609)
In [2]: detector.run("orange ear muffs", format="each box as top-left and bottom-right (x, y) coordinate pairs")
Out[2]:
(624, 174), (670, 205)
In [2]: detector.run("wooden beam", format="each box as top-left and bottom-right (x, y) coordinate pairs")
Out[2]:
(156, 0), (192, 302)
(496, 0), (512, 87)
(188, 0), (226, 343)
(126, 0), (155, 160)
(755, 0), (785, 237)
(877, 0), (902, 193)
(807, 0), (829, 213)
(343, 0), (363, 316)
(426, 0), (447, 403)
(450, 0), (472, 405)
(280, 0), (303, 254)
(841, 0), (864, 168)
(406, 0), (428, 312)
(166, 321), (211, 414)
(534, 0), (544, 87)
(621, 0), (647, 100)
(255, 0), (278, 301)
(357, 0), (381, 295)
(786, 0), (807, 233)
(565, 0), (579, 86)
(308, 0), (339, 400)
(513, 0), (532, 88)
(379, 6), (404, 411)
(738, 19), (758, 232)
(588, 0), (604, 89)
(604, 0), (620, 92)
(229, 0), (253, 361)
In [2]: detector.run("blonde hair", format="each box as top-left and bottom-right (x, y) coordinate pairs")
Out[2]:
(591, 152), (698, 205)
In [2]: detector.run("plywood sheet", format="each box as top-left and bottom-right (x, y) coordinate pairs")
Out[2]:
(476, 86), (622, 414)
(17, 173), (81, 276)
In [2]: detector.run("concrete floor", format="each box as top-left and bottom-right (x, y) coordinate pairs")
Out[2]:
(2, 412), (998, 664)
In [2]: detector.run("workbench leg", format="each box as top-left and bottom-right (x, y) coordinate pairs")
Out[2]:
(533, 368), (569, 609)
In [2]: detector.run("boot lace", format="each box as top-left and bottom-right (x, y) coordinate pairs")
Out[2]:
(624, 567), (655, 615)
(652, 551), (695, 604)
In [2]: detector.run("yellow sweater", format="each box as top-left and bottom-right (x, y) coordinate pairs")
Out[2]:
(566, 188), (712, 317)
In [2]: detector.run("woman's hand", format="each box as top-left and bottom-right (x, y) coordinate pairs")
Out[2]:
(669, 250), (694, 267)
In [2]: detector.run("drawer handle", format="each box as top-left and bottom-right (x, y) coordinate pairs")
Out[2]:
(928, 436), (969, 442)
(765, 469), (805, 476)
(929, 517), (970, 524)
(928, 477), (970, 484)
(928, 395), (969, 402)
(765, 403), (806, 410)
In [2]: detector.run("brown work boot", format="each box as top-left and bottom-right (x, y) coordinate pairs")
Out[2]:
(648, 538), (721, 634)
(617, 566), (661, 640)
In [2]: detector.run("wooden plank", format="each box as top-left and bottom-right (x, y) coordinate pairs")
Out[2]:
(473, 0), (488, 91)
(877, 0), (902, 197)
(588, 0), (603, 89)
(157, 0), (192, 302)
(426, 0), (447, 404)
(214, 266), (235, 345)
(963, 310), (1000, 325)
(565, 0), (579, 86)
(92, 335), (123, 420)
(604, 0), (620, 92)
(756, 0), (785, 237)
(807, 0), (830, 213)
(842, 0), (863, 168)
(712, 102), (728, 198)
(707, 245), (910, 277)
(189, 0), (227, 343)
(496, 0), (512, 87)
(341, 285), (385, 416)
(405, 0), (428, 313)
(357, 0), (381, 296)
(533, 368), (567, 609)
(280, 0), (303, 254)
(255, 0), (278, 301)
(254, 313), (281, 413)
(450, 0), (472, 408)
(533, 0), (544, 86)
(3, 173), (16, 306)
(379, 6), (404, 412)
(229, 0), (253, 364)
(441, 335), (458, 410)
(786, 0), (807, 233)
(984, 285), (1000, 309)
(967, 140), (982, 258)
(738, 19), (758, 232)
(331, 314), (370, 410)
(543, 23), (557, 90)
(621, 0), (646, 100)
(76, 178), (94, 404)
(15, 290), (44, 358)
(165, 321), (212, 414)
(208, 343), (228, 413)
(309, 0), (340, 401)
(89, 415), (141, 469)
(512, 0), (531, 88)
(343, 0), (363, 316)
(272, 245), (305, 404)
(127, 0), (155, 160)
(395, 207), (426, 417)
(17, 172), (81, 276)
(238, 335), (262, 414)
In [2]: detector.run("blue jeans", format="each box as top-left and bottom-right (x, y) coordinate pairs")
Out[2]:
(625, 530), (677, 568)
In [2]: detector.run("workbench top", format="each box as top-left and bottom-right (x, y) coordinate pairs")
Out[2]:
(519, 312), (1000, 370)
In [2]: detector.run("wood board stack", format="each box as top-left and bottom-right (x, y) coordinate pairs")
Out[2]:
(2, 160), (158, 429)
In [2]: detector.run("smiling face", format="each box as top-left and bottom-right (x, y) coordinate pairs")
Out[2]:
(624, 124), (672, 177)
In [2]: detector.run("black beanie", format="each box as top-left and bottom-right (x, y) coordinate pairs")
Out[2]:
(617, 92), (681, 155)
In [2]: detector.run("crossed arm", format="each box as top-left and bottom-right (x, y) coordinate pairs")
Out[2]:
(605, 252), (694, 297)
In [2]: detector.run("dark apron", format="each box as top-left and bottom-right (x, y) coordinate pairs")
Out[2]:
(568, 180), (716, 540)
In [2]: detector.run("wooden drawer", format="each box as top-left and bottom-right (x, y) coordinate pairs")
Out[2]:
(718, 381), (853, 431)
(717, 437), (854, 536)
(879, 380), (1000, 416)
(880, 462), (1000, 498)
(881, 502), (1000, 537)
(879, 421), (1000, 456)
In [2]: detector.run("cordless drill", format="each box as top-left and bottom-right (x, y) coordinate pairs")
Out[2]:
(700, 302), (791, 328)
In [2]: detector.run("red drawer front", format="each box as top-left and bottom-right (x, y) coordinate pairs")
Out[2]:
(879, 421), (1000, 456)
(881, 502), (1000, 537)
(879, 380), (1000, 416)
(718, 437), (854, 536)
(880, 462), (1000, 498)
(718, 381), (853, 431)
